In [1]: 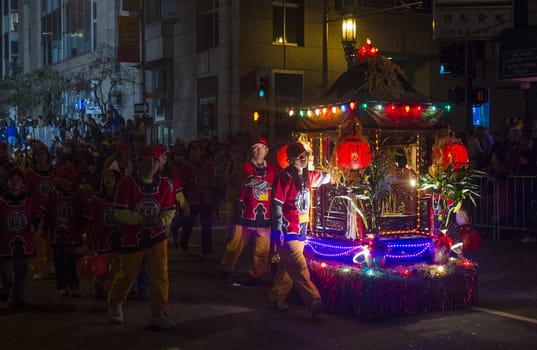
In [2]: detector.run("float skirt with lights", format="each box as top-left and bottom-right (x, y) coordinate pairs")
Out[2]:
(296, 253), (478, 319)
(308, 258), (478, 318)
(286, 236), (478, 319)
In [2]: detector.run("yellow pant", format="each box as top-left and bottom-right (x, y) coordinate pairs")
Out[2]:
(268, 240), (321, 306)
(30, 227), (53, 273)
(107, 240), (169, 314)
(220, 225), (271, 278)
(95, 252), (120, 291)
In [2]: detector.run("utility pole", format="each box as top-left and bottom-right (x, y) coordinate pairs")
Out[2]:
(321, 0), (328, 92)
(464, 41), (473, 132)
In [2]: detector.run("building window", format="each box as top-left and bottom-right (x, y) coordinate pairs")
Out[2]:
(64, 0), (92, 59)
(196, 0), (219, 52)
(41, 7), (61, 65)
(272, 0), (304, 46)
(145, 0), (162, 23)
(197, 75), (218, 138)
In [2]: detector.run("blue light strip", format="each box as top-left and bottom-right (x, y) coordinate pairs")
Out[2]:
(385, 246), (430, 259)
(306, 238), (432, 260)
(305, 239), (363, 257)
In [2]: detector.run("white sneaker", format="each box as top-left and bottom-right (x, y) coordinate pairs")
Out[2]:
(521, 235), (537, 243)
(310, 299), (324, 318)
(107, 303), (124, 325)
(150, 312), (176, 330)
(272, 301), (289, 311)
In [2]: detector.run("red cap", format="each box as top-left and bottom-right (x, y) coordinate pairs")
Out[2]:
(286, 142), (307, 159)
(8, 167), (25, 183)
(138, 145), (162, 160)
(116, 142), (133, 155)
(153, 144), (170, 155)
(54, 163), (78, 182)
(251, 137), (268, 148)
(62, 139), (77, 146)
(171, 143), (185, 155)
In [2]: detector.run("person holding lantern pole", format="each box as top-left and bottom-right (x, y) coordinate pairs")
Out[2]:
(269, 141), (330, 317)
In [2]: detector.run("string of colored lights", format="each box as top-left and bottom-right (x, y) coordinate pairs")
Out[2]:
(287, 101), (451, 118)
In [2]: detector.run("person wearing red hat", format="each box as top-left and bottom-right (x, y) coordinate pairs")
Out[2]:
(25, 145), (55, 281)
(155, 145), (190, 247)
(102, 142), (134, 176)
(0, 167), (41, 307)
(177, 141), (216, 258)
(0, 141), (17, 195)
(220, 137), (280, 285)
(106, 145), (176, 330)
(83, 168), (122, 298)
(268, 141), (330, 317)
(42, 163), (90, 297)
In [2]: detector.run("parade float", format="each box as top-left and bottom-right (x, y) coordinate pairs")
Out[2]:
(284, 39), (480, 319)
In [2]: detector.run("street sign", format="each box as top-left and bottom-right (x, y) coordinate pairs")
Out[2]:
(433, 4), (513, 40)
(500, 48), (537, 79)
(85, 105), (102, 114)
(134, 102), (149, 113)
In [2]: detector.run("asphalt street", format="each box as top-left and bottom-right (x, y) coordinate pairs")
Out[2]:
(1, 226), (536, 350)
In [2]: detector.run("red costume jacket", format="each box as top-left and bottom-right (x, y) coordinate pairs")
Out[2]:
(272, 168), (327, 238)
(114, 174), (174, 253)
(42, 187), (89, 247)
(25, 168), (54, 207)
(237, 159), (279, 228)
(178, 159), (215, 205)
(84, 193), (120, 254)
(0, 191), (40, 257)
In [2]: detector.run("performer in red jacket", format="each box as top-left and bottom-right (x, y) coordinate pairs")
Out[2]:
(0, 167), (40, 307)
(107, 145), (176, 330)
(42, 163), (89, 297)
(269, 141), (330, 317)
(220, 137), (280, 284)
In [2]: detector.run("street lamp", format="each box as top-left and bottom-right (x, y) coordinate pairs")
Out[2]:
(341, 16), (357, 69)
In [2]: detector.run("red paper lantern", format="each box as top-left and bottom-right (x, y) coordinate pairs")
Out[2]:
(336, 136), (372, 170)
(443, 143), (469, 170)
(77, 255), (110, 278)
(276, 144), (289, 169)
(461, 227), (481, 252)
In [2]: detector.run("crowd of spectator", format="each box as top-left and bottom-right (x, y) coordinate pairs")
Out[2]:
(461, 116), (537, 177)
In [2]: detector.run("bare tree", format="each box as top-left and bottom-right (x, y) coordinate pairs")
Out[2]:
(69, 43), (138, 114)
(0, 63), (67, 117)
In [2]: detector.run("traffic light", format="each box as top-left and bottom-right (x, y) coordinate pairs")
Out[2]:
(439, 42), (465, 76)
(472, 87), (488, 105)
(253, 110), (265, 122)
(257, 76), (268, 99)
(448, 86), (465, 104)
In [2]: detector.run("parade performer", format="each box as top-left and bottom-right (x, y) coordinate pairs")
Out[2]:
(220, 138), (280, 285)
(269, 141), (330, 317)
(178, 141), (216, 258)
(83, 169), (122, 298)
(107, 145), (176, 330)
(25, 144), (55, 280)
(42, 163), (89, 297)
(0, 167), (40, 307)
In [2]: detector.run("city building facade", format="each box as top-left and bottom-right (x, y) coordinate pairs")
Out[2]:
(3, 0), (536, 145)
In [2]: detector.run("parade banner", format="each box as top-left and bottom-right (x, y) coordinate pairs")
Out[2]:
(117, 16), (140, 63)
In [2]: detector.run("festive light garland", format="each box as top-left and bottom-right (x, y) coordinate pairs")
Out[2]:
(287, 101), (451, 119)
(290, 255), (478, 319)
